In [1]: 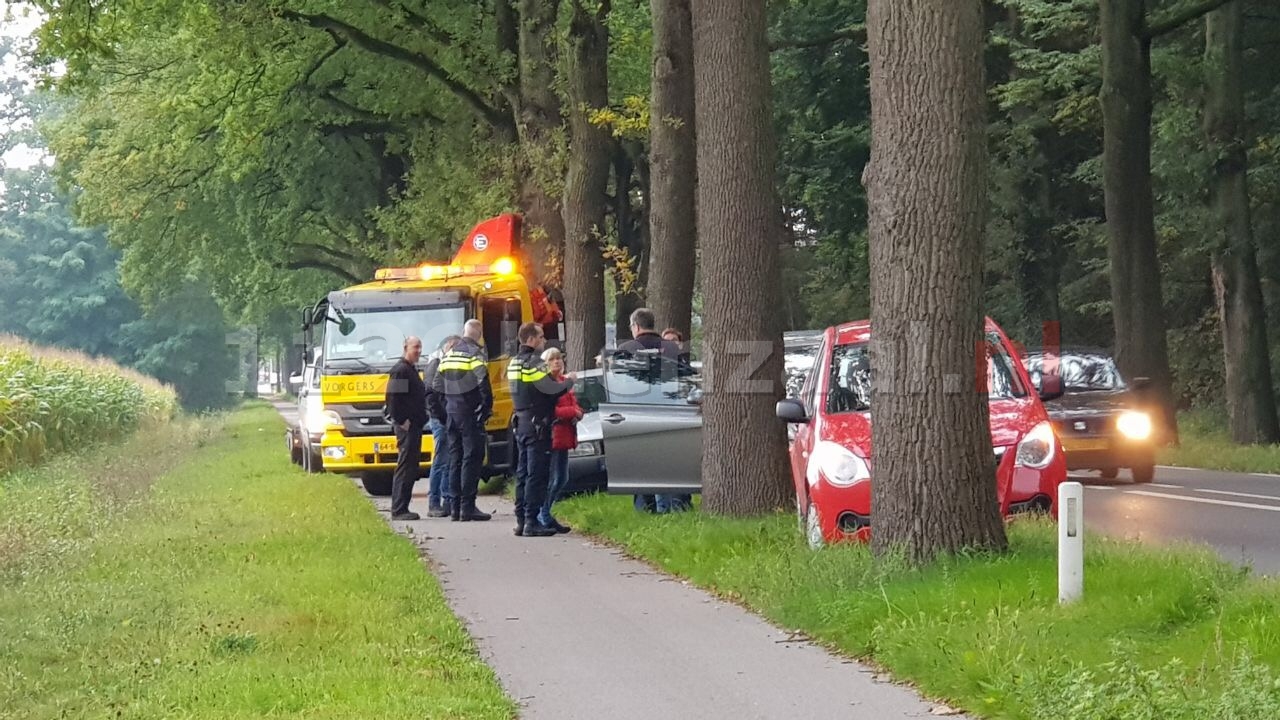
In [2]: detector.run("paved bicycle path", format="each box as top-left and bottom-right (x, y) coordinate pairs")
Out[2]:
(380, 494), (962, 719)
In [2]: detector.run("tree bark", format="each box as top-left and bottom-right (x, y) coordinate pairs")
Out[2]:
(1204, 1), (1280, 444)
(691, 0), (791, 515)
(864, 0), (1007, 562)
(560, 0), (612, 370)
(613, 144), (649, 340)
(647, 0), (698, 340)
(1099, 0), (1178, 442)
(517, 0), (567, 271)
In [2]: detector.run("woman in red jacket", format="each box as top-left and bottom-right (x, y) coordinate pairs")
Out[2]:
(538, 348), (583, 531)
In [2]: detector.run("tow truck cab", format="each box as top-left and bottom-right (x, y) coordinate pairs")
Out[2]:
(301, 214), (565, 495)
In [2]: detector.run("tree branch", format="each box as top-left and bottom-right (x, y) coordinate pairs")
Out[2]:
(1142, 0), (1234, 39)
(285, 258), (363, 283)
(769, 25), (866, 52)
(278, 10), (507, 130)
(366, 0), (453, 46)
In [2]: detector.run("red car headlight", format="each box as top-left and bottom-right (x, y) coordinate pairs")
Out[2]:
(809, 441), (871, 487)
(1015, 421), (1056, 469)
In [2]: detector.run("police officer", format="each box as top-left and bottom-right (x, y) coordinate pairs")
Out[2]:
(511, 322), (575, 537)
(432, 319), (493, 522)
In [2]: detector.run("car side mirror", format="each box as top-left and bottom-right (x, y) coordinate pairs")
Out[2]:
(1038, 373), (1064, 402)
(289, 373), (304, 388)
(775, 398), (810, 423)
(686, 388), (704, 406)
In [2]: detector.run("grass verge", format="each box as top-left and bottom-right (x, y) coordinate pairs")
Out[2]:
(0, 403), (513, 720)
(1161, 409), (1280, 474)
(558, 493), (1280, 719)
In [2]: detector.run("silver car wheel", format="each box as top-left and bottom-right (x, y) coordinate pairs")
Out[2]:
(805, 500), (824, 550)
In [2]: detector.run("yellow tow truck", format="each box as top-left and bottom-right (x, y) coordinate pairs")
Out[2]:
(299, 214), (566, 495)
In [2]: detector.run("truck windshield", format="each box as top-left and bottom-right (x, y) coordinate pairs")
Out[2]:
(323, 304), (467, 372)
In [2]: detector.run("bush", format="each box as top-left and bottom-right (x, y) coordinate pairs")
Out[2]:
(0, 336), (176, 473)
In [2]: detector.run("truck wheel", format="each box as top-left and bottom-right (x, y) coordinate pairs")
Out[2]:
(362, 472), (394, 496)
(304, 451), (324, 474)
(1131, 465), (1155, 484)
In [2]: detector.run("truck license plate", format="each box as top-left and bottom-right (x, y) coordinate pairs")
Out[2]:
(1062, 438), (1108, 453)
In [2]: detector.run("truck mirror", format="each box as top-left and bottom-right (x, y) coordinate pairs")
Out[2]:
(338, 316), (356, 336)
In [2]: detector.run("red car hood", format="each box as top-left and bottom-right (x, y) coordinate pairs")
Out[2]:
(817, 397), (1044, 456)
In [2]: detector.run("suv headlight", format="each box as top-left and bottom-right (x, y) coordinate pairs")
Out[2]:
(1016, 421), (1056, 469)
(809, 441), (870, 487)
(1117, 411), (1152, 440)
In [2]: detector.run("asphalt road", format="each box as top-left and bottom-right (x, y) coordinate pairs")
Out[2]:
(1079, 465), (1280, 575)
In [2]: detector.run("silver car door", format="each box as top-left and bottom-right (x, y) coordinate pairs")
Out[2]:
(599, 353), (703, 494)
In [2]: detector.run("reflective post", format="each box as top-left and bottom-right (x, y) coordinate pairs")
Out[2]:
(1058, 481), (1084, 604)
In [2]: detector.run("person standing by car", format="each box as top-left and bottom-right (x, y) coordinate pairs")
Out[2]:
(537, 347), (581, 533)
(511, 322), (575, 537)
(618, 309), (690, 513)
(424, 335), (459, 518)
(433, 319), (493, 522)
(385, 336), (426, 521)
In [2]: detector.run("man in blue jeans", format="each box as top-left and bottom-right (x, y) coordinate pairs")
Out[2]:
(424, 336), (459, 518)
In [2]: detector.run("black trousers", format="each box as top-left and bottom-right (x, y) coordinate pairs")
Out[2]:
(447, 413), (486, 503)
(516, 413), (553, 521)
(392, 422), (423, 515)
(512, 415), (526, 521)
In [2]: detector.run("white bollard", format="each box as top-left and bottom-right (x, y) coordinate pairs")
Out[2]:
(1058, 481), (1084, 604)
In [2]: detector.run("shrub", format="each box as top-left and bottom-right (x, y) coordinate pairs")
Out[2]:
(0, 335), (176, 473)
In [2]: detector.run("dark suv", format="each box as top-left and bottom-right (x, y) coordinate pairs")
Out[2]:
(1022, 348), (1156, 483)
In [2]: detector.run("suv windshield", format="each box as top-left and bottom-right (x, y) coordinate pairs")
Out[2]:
(1025, 351), (1125, 392)
(323, 304), (467, 372)
(826, 333), (1028, 415)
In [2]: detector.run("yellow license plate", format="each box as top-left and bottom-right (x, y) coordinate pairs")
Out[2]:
(374, 442), (397, 454)
(1063, 438), (1109, 453)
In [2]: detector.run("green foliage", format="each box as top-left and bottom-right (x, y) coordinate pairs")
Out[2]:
(0, 337), (176, 473)
(0, 158), (239, 411)
(561, 494), (1280, 720)
(0, 404), (515, 718)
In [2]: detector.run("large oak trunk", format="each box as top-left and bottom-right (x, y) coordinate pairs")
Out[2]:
(647, 0), (698, 339)
(690, 0), (791, 515)
(517, 0), (567, 272)
(864, 0), (1006, 562)
(561, 0), (611, 370)
(1204, 1), (1280, 444)
(1099, 0), (1177, 442)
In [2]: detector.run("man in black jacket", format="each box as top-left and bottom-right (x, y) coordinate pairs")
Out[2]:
(617, 308), (687, 513)
(511, 322), (575, 537)
(432, 319), (494, 522)
(385, 336), (427, 521)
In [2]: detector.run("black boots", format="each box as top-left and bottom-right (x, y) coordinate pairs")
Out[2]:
(513, 510), (525, 537)
(450, 499), (461, 522)
(426, 500), (450, 518)
(458, 498), (491, 522)
(523, 521), (557, 537)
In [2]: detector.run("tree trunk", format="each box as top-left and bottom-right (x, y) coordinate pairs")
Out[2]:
(560, 0), (611, 371)
(1099, 0), (1177, 442)
(517, 0), (567, 273)
(647, 0), (698, 340)
(1204, 1), (1280, 444)
(691, 0), (791, 516)
(864, 0), (1006, 562)
(613, 145), (648, 341)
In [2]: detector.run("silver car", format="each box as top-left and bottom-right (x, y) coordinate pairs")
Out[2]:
(600, 332), (822, 495)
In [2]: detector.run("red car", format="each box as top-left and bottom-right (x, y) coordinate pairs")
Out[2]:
(775, 318), (1067, 547)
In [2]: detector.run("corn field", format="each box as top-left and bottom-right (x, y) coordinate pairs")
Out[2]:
(0, 336), (177, 474)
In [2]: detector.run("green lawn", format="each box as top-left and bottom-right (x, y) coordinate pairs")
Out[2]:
(1161, 409), (1280, 474)
(0, 403), (513, 720)
(558, 493), (1280, 720)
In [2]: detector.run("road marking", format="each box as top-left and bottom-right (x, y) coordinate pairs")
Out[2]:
(1251, 472), (1280, 479)
(1196, 488), (1280, 502)
(1086, 485), (1117, 491)
(1125, 490), (1280, 513)
(1148, 483), (1182, 489)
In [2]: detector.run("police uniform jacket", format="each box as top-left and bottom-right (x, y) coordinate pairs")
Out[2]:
(431, 337), (493, 420)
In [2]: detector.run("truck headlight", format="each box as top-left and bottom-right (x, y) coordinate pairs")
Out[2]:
(1016, 421), (1056, 469)
(306, 404), (344, 431)
(1117, 411), (1152, 440)
(811, 441), (870, 487)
